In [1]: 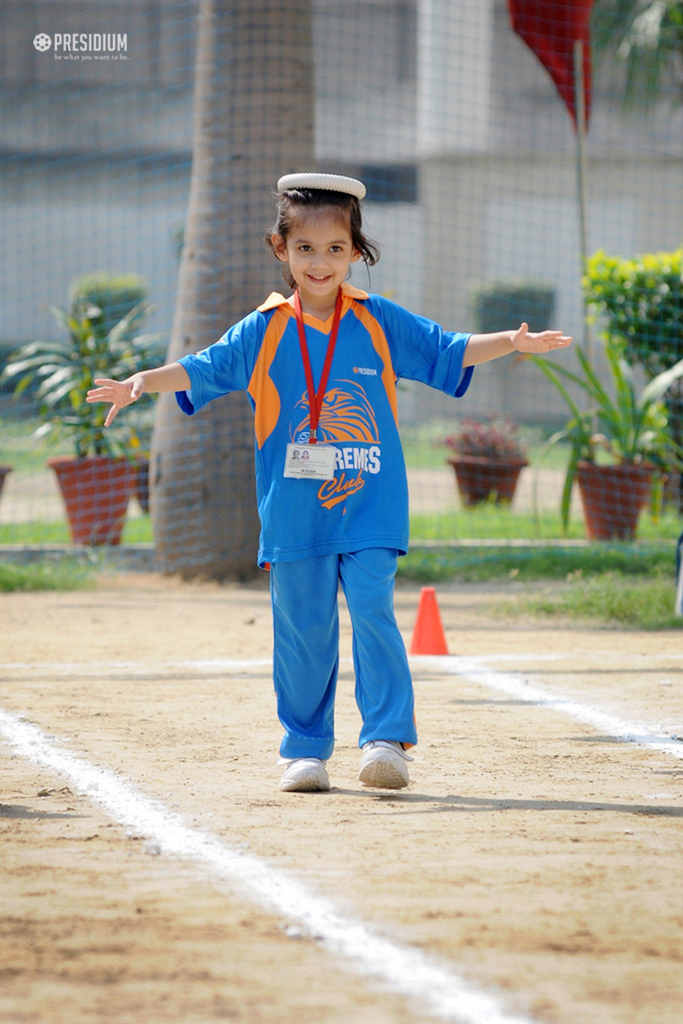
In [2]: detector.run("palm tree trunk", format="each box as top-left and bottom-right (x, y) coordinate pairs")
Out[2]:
(151, 0), (314, 579)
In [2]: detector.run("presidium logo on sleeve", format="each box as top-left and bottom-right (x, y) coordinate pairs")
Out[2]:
(291, 379), (382, 510)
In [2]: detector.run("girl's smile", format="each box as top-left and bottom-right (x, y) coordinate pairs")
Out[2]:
(272, 211), (361, 320)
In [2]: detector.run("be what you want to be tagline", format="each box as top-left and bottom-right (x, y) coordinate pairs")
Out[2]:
(33, 33), (129, 61)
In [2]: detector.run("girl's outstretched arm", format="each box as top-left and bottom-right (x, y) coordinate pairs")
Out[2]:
(86, 363), (191, 427)
(462, 323), (572, 367)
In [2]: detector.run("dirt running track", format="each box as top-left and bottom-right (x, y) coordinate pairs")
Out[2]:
(1, 573), (682, 1024)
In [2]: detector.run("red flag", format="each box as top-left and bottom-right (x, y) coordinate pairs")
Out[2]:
(507, 0), (594, 126)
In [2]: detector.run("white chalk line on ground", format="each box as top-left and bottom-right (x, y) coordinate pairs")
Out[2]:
(3, 649), (682, 675)
(4, 654), (681, 756)
(411, 656), (683, 761)
(0, 658), (274, 674)
(0, 706), (531, 1024)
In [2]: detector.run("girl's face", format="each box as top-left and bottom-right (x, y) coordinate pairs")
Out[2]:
(272, 210), (361, 312)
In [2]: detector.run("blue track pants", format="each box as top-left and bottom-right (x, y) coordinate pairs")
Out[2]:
(270, 548), (417, 760)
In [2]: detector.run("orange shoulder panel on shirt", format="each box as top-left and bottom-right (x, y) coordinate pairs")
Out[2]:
(349, 302), (399, 425)
(248, 306), (291, 449)
(341, 282), (369, 301)
(257, 292), (289, 313)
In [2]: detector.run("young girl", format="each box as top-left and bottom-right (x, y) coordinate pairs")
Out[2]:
(87, 172), (571, 794)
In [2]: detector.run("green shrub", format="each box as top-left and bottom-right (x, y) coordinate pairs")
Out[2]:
(470, 279), (556, 334)
(68, 273), (149, 336)
(585, 249), (683, 379)
(585, 248), (683, 509)
(2, 302), (164, 458)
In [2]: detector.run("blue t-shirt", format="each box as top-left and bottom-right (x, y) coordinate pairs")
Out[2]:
(176, 283), (473, 566)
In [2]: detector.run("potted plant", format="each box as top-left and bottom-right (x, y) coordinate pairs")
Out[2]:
(584, 248), (683, 512)
(1, 292), (164, 545)
(68, 273), (155, 512)
(532, 339), (683, 540)
(443, 419), (528, 506)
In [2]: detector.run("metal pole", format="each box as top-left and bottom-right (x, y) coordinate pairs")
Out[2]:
(573, 38), (594, 370)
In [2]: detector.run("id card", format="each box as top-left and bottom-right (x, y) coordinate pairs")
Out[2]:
(284, 443), (336, 480)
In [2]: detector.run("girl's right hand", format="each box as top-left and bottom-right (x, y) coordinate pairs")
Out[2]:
(86, 374), (145, 427)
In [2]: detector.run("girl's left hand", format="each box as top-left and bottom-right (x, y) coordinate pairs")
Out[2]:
(512, 323), (572, 353)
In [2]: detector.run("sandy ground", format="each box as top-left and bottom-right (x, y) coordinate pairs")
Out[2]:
(1, 573), (682, 1024)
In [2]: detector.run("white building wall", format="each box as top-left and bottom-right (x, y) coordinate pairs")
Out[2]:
(417, 0), (494, 156)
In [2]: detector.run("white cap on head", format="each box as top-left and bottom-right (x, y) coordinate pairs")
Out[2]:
(277, 172), (366, 200)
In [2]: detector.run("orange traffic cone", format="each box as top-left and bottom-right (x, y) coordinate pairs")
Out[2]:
(409, 586), (449, 655)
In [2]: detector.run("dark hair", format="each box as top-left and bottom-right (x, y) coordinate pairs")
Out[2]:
(265, 187), (380, 289)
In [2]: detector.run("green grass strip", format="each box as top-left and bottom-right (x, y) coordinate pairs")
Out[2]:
(0, 516), (154, 545)
(494, 572), (681, 630)
(409, 507), (683, 542)
(0, 522), (72, 544)
(0, 558), (95, 592)
(398, 543), (677, 583)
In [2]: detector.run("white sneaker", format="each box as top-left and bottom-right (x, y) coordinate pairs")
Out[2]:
(280, 757), (330, 793)
(358, 741), (412, 789)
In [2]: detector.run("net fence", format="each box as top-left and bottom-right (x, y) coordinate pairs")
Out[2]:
(1, 0), (682, 574)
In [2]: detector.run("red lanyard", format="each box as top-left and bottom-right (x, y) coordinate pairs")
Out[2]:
(293, 288), (343, 444)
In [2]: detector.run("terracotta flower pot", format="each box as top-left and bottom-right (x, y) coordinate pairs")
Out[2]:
(576, 461), (654, 541)
(0, 464), (12, 499)
(48, 456), (138, 546)
(447, 456), (528, 506)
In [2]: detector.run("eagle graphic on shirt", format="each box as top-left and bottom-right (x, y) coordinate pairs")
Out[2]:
(290, 379), (381, 510)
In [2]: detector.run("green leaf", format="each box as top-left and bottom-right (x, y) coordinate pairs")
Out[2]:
(532, 427), (569, 534)
(38, 365), (77, 394)
(529, 355), (587, 421)
(560, 448), (580, 534)
(605, 346), (637, 453)
(41, 380), (80, 408)
(575, 344), (614, 410)
(639, 355), (683, 408)
(105, 301), (149, 351)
